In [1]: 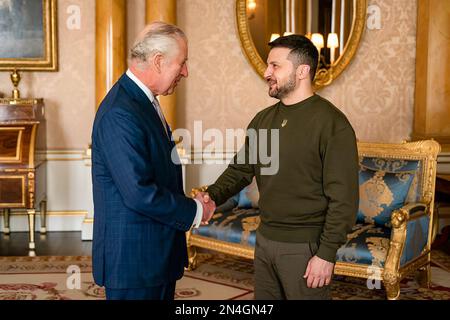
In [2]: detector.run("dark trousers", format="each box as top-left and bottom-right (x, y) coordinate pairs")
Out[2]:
(254, 230), (331, 300)
(105, 282), (176, 300)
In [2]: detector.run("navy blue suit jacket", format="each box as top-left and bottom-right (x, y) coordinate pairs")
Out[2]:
(91, 74), (197, 289)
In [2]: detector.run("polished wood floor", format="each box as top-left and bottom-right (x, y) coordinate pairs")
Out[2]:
(0, 232), (92, 256)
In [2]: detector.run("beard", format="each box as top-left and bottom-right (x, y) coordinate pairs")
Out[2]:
(267, 71), (297, 100)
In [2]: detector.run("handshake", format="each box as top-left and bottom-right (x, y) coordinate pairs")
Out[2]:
(195, 192), (216, 225)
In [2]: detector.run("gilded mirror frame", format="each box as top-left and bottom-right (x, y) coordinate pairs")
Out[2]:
(236, 0), (367, 89)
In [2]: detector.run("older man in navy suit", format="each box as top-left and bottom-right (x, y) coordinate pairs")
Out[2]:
(91, 22), (215, 300)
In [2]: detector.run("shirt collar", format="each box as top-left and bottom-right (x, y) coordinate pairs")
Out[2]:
(126, 69), (157, 105)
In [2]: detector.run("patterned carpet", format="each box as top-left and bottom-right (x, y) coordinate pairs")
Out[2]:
(0, 251), (449, 300)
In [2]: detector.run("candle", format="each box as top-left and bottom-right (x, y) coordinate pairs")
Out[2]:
(311, 33), (324, 54)
(327, 33), (339, 64)
(270, 33), (281, 42)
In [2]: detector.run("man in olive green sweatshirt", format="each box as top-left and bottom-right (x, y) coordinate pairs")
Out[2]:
(200, 35), (359, 299)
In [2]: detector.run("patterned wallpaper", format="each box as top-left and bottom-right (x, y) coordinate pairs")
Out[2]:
(319, 0), (417, 143)
(177, 0), (277, 146)
(0, 0), (417, 149)
(178, 0), (417, 148)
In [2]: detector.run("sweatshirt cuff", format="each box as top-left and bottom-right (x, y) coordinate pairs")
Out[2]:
(206, 185), (221, 206)
(316, 243), (338, 263)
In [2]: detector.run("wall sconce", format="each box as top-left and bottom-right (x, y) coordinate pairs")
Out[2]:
(327, 33), (339, 64)
(270, 33), (281, 42)
(367, 4), (382, 30)
(247, 0), (256, 10)
(311, 33), (324, 53)
(247, 0), (256, 19)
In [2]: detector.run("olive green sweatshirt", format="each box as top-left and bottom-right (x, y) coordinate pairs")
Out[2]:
(207, 94), (359, 263)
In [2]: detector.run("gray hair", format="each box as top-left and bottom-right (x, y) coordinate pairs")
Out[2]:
(130, 22), (186, 66)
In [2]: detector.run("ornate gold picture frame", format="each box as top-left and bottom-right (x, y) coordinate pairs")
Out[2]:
(0, 0), (57, 71)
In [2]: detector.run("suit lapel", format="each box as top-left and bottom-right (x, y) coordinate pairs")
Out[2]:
(166, 123), (184, 192)
(118, 74), (171, 146)
(118, 74), (184, 192)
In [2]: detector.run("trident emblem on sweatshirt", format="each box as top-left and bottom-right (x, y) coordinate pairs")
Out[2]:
(281, 119), (288, 127)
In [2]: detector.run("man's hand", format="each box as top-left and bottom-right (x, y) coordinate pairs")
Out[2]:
(195, 192), (216, 224)
(303, 255), (334, 288)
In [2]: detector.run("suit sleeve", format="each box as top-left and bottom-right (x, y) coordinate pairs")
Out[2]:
(95, 108), (196, 232)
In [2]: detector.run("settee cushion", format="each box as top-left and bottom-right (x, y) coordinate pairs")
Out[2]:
(360, 157), (421, 201)
(336, 223), (391, 267)
(357, 158), (419, 227)
(359, 157), (419, 173)
(192, 205), (260, 247)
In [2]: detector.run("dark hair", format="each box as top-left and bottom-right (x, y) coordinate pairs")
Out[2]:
(268, 35), (318, 81)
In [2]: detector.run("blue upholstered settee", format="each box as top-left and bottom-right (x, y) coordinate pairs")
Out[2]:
(187, 140), (441, 300)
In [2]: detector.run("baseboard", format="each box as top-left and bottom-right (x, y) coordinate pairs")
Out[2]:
(81, 218), (93, 240)
(0, 211), (86, 232)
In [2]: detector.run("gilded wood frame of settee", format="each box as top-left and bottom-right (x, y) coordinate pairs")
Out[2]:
(187, 140), (441, 300)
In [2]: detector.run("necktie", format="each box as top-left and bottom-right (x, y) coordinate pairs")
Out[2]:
(152, 98), (169, 140)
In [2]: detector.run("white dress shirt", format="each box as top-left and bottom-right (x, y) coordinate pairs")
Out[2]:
(126, 69), (203, 229)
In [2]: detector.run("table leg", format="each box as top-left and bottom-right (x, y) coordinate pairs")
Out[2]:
(27, 209), (36, 251)
(3, 208), (10, 234)
(40, 200), (47, 234)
